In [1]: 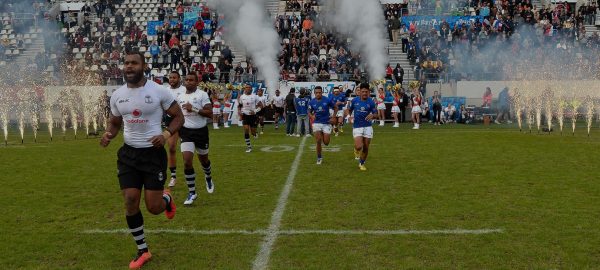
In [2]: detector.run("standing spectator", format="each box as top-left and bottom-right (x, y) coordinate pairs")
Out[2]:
(302, 16), (313, 35)
(176, 4), (184, 21)
(160, 44), (170, 68)
(158, 4), (166, 21)
(201, 39), (210, 63)
(483, 87), (492, 107)
(221, 46), (234, 64)
(284, 88), (297, 136)
(385, 64), (393, 80)
(115, 12), (125, 32)
(169, 45), (181, 71)
(295, 88), (311, 136)
(495, 87), (512, 124)
(168, 35), (179, 48)
(393, 64), (404, 85)
(218, 59), (233, 83)
(94, 1), (103, 18)
(391, 16), (401, 45)
(431, 91), (442, 125)
(149, 41), (160, 65)
(194, 18), (204, 38)
(398, 88), (409, 123)
(233, 63), (244, 83)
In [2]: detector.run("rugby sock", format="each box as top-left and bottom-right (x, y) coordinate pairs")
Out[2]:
(317, 153), (322, 159)
(359, 159), (365, 165)
(244, 133), (251, 148)
(169, 167), (176, 179)
(202, 161), (212, 182)
(126, 211), (148, 252)
(162, 194), (172, 211)
(184, 168), (196, 195)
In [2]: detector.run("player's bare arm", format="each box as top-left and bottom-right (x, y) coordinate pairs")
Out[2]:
(100, 114), (123, 147)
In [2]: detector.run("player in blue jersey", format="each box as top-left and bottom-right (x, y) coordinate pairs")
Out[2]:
(308, 86), (338, 164)
(345, 82), (378, 171)
(329, 86), (347, 136)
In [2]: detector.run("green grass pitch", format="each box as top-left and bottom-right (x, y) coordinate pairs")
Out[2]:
(1, 123), (600, 269)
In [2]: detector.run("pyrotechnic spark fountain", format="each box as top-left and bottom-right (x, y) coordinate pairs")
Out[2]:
(510, 89), (524, 132)
(570, 96), (582, 136)
(534, 95), (542, 132)
(1, 106), (7, 146)
(68, 89), (79, 139)
(45, 102), (54, 141)
(17, 87), (26, 144)
(543, 89), (554, 133)
(585, 96), (594, 137)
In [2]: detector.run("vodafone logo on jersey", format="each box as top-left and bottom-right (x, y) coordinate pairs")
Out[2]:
(127, 109), (149, 124)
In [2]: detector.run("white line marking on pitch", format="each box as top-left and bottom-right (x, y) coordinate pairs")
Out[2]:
(252, 136), (307, 270)
(278, 229), (504, 235)
(83, 228), (503, 236)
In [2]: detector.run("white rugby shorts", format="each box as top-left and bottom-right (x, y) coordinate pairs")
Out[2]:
(353, 126), (373, 139)
(313, 123), (332, 134)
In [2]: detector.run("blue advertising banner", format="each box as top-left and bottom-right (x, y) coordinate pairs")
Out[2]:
(147, 21), (162, 36)
(184, 6), (202, 21)
(401, 15), (483, 30)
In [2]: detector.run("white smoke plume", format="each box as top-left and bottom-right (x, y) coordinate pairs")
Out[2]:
(326, 0), (387, 80)
(208, 0), (281, 92)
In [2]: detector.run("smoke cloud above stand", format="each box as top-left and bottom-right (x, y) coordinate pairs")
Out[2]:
(208, 0), (281, 93)
(325, 0), (388, 80)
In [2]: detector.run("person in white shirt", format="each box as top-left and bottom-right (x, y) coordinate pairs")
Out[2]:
(256, 88), (268, 134)
(165, 71), (186, 188)
(176, 74), (215, 205)
(444, 103), (456, 123)
(238, 84), (264, 152)
(271, 89), (286, 129)
(100, 52), (183, 269)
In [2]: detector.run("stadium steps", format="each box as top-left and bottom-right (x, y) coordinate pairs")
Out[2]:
(265, 0), (280, 19)
(15, 30), (45, 67)
(584, 24), (600, 37)
(387, 41), (416, 86)
(531, 0), (542, 10)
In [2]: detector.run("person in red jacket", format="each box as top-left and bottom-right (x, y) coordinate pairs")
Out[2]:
(385, 64), (393, 80)
(194, 19), (204, 38)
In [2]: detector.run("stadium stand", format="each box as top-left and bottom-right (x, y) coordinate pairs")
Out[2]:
(2, 0), (595, 87)
(384, 0), (600, 83)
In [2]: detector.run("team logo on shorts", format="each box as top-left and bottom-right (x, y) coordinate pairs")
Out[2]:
(145, 95), (153, 104)
(132, 109), (142, 118)
(158, 172), (164, 181)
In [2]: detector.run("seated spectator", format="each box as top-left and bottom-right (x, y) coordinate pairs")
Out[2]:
(318, 69), (329, 81)
(307, 63), (318, 81)
(458, 105), (472, 124)
(444, 103), (456, 123)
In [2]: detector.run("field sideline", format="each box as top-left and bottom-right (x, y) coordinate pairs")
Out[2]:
(1, 123), (600, 269)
